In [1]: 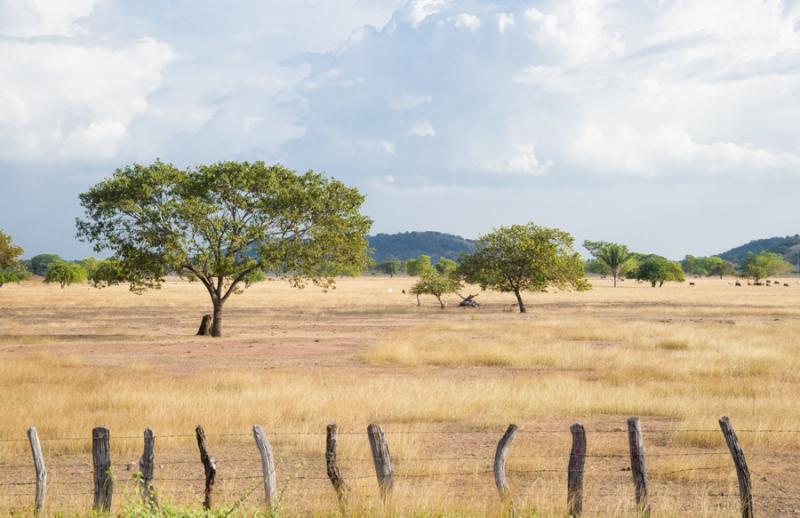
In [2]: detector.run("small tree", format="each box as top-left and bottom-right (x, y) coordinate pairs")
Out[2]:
(77, 160), (372, 337)
(584, 241), (634, 287)
(459, 223), (589, 313)
(584, 258), (611, 276)
(707, 257), (736, 279)
(630, 256), (685, 287)
(44, 261), (87, 288)
(740, 251), (792, 282)
(29, 253), (62, 276)
(410, 270), (462, 308)
(0, 230), (28, 287)
(88, 258), (126, 288)
(377, 258), (403, 277)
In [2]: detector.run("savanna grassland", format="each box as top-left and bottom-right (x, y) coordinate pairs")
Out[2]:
(1, 276), (799, 517)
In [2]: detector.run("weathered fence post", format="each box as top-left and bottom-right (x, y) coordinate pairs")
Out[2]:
(27, 427), (47, 517)
(326, 424), (349, 505)
(627, 417), (650, 517)
(138, 427), (157, 507)
(719, 416), (754, 518)
(92, 427), (113, 512)
(195, 425), (217, 510)
(494, 424), (518, 513)
(253, 425), (278, 509)
(367, 424), (394, 501)
(567, 423), (586, 517)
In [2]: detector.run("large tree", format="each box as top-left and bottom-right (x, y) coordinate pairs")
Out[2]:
(584, 241), (634, 287)
(77, 160), (372, 337)
(0, 230), (28, 287)
(740, 251), (793, 282)
(459, 223), (589, 313)
(44, 261), (87, 288)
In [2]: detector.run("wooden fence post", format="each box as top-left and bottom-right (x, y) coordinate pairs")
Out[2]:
(719, 417), (754, 518)
(138, 427), (157, 507)
(195, 425), (217, 510)
(253, 425), (278, 509)
(92, 427), (113, 512)
(567, 423), (586, 517)
(494, 424), (518, 513)
(27, 427), (47, 517)
(627, 417), (650, 517)
(367, 424), (394, 501)
(326, 424), (349, 505)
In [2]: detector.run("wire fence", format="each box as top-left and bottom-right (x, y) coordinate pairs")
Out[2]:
(0, 419), (798, 516)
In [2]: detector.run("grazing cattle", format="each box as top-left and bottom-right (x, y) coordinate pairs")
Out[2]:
(754, 281), (763, 286)
(689, 282), (695, 286)
(735, 281), (742, 287)
(785, 283), (790, 287)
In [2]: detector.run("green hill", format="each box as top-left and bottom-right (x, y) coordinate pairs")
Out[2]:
(718, 235), (800, 267)
(368, 231), (474, 263)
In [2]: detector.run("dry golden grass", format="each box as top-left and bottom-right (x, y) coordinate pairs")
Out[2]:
(0, 276), (798, 516)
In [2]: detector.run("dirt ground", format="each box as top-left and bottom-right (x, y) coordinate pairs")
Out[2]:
(0, 276), (799, 516)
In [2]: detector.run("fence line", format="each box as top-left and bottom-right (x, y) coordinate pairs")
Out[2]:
(1, 417), (797, 516)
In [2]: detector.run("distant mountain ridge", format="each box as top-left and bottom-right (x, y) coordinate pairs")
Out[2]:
(718, 235), (800, 266)
(368, 231), (474, 263)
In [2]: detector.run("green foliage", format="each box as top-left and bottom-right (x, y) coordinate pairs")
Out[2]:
(410, 270), (463, 308)
(459, 223), (589, 313)
(583, 241), (634, 287)
(435, 257), (458, 275)
(0, 230), (28, 287)
(76, 160), (372, 337)
(79, 257), (101, 278)
(584, 258), (611, 276)
(681, 255), (737, 278)
(376, 257), (403, 277)
(630, 255), (685, 287)
(88, 258), (126, 288)
(44, 261), (87, 288)
(740, 251), (793, 281)
(29, 253), (62, 276)
(405, 254), (434, 276)
(368, 231), (474, 263)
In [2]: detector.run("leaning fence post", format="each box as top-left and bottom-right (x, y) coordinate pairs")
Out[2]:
(719, 417), (754, 518)
(367, 424), (394, 501)
(92, 427), (113, 512)
(138, 427), (157, 507)
(494, 424), (518, 513)
(195, 425), (217, 510)
(27, 427), (47, 517)
(627, 417), (650, 516)
(253, 425), (278, 509)
(567, 423), (586, 517)
(326, 424), (349, 505)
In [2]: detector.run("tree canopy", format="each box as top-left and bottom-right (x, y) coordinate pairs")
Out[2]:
(44, 261), (86, 288)
(0, 231), (28, 287)
(376, 257), (403, 277)
(680, 255), (736, 278)
(459, 223), (589, 313)
(629, 255), (685, 287)
(29, 253), (62, 276)
(740, 251), (793, 281)
(76, 160), (372, 337)
(405, 255), (434, 276)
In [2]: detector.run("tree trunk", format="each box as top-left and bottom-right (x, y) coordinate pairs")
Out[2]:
(211, 301), (223, 337)
(513, 289), (526, 313)
(437, 296), (445, 309)
(613, 271), (618, 287)
(651, 281), (657, 288)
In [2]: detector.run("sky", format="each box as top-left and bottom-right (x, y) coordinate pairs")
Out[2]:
(1, 0), (800, 259)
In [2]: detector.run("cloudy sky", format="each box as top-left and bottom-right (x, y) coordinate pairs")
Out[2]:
(2, 0), (800, 259)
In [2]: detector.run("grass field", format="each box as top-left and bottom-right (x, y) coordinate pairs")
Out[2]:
(1, 276), (799, 516)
